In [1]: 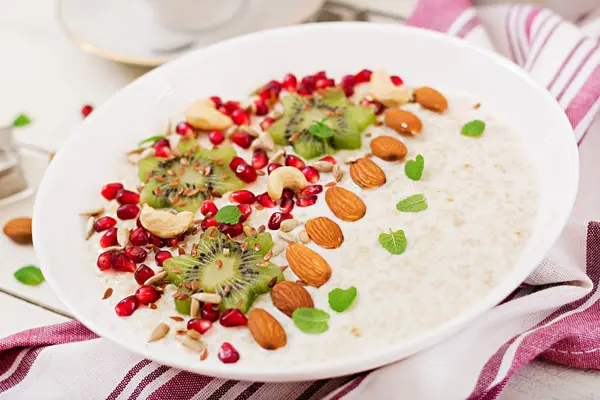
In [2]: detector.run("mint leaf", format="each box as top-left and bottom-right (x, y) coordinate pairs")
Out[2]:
(214, 205), (243, 224)
(14, 265), (44, 286)
(138, 135), (165, 147)
(328, 287), (357, 312)
(405, 154), (424, 181)
(396, 194), (428, 212)
(461, 120), (486, 137)
(308, 118), (334, 139)
(292, 308), (330, 334)
(13, 114), (32, 127)
(378, 229), (407, 255)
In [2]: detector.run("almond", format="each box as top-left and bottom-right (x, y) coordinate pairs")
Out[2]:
(325, 186), (366, 222)
(305, 217), (344, 249)
(286, 242), (332, 287)
(384, 109), (423, 135)
(414, 87), (448, 113)
(370, 136), (408, 161)
(3, 217), (33, 244)
(271, 281), (314, 317)
(349, 158), (386, 189)
(247, 308), (287, 350)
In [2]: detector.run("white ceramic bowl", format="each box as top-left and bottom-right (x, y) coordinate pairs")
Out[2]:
(33, 23), (578, 382)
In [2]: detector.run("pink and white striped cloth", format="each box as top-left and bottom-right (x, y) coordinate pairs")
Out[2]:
(3, 1), (600, 399)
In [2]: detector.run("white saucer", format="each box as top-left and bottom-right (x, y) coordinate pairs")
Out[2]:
(57, 0), (326, 67)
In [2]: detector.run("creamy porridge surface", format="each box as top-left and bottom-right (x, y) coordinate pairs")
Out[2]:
(89, 89), (538, 367)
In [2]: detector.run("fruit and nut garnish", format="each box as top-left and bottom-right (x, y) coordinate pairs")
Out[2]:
(82, 69), (493, 364)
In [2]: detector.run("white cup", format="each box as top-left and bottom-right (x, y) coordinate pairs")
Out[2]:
(146, 0), (244, 33)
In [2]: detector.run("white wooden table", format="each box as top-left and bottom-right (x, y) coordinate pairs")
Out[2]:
(1, 0), (599, 398)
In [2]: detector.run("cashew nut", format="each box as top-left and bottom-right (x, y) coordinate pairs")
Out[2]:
(370, 70), (414, 107)
(185, 99), (232, 130)
(250, 131), (275, 152)
(267, 166), (309, 200)
(139, 204), (194, 238)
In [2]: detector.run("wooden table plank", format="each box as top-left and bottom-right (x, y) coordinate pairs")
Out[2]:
(0, 292), (70, 338)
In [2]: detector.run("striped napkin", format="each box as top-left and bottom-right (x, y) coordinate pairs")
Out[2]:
(2, 1), (600, 399)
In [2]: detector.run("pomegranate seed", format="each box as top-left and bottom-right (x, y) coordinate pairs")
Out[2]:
(268, 212), (293, 230)
(116, 189), (140, 205)
(233, 163), (257, 183)
(111, 252), (136, 272)
(229, 190), (256, 204)
(201, 302), (220, 322)
(355, 69), (373, 83)
(340, 74), (356, 88)
(229, 156), (246, 170)
(253, 99), (269, 116)
(301, 166), (320, 183)
(361, 99), (385, 115)
(208, 130), (225, 145)
(267, 163), (282, 175)
(265, 80), (282, 94)
(114, 295), (139, 317)
(299, 184), (323, 197)
(218, 105), (232, 117)
(155, 251), (172, 266)
(237, 204), (252, 222)
(153, 138), (169, 151)
(101, 182), (124, 200)
(135, 286), (161, 305)
(81, 104), (93, 118)
(134, 264), (154, 285)
(280, 198), (294, 213)
(314, 71), (327, 80)
(209, 96), (222, 108)
(300, 76), (316, 90)
(258, 87), (277, 102)
(285, 154), (305, 169)
(319, 155), (336, 164)
(316, 78), (335, 89)
(129, 227), (149, 246)
(231, 131), (253, 149)
(201, 200), (219, 216)
(297, 85), (313, 96)
(150, 235), (165, 248)
(125, 246), (148, 263)
(100, 227), (118, 248)
(97, 251), (112, 271)
(117, 204), (140, 220)
(390, 75), (403, 86)
(223, 101), (241, 113)
(257, 192), (277, 208)
(155, 146), (171, 158)
(281, 188), (294, 200)
(260, 117), (275, 131)
(342, 85), (354, 97)
(188, 318), (213, 334)
(282, 73), (298, 92)
(252, 149), (268, 169)
(165, 236), (182, 247)
(296, 195), (318, 207)
(231, 109), (250, 126)
(94, 216), (116, 232)
(176, 122), (194, 136)
(220, 309), (248, 327)
(218, 342), (240, 363)
(201, 217), (219, 230)
(218, 223), (243, 237)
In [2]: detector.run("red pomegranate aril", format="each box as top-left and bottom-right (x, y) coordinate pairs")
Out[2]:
(187, 318), (213, 334)
(229, 190), (256, 204)
(282, 73), (298, 92)
(340, 74), (356, 88)
(201, 217), (219, 230)
(176, 122), (194, 136)
(237, 204), (252, 222)
(117, 204), (140, 220)
(116, 189), (140, 205)
(125, 246), (148, 263)
(342, 84), (354, 97)
(301, 166), (320, 183)
(390, 75), (403, 86)
(231, 109), (251, 126)
(314, 70), (327, 80)
(218, 342), (240, 364)
(135, 286), (161, 305)
(111, 252), (136, 273)
(81, 104), (93, 118)
(253, 98), (269, 116)
(153, 138), (169, 150)
(257, 192), (277, 208)
(201, 302), (220, 322)
(281, 188), (294, 200)
(200, 200), (218, 216)
(231, 131), (252, 149)
(101, 182), (124, 200)
(208, 129), (225, 145)
(130, 227), (149, 246)
(155, 147), (171, 158)
(94, 216), (116, 232)
(229, 156), (246, 170)
(355, 69), (373, 84)
(280, 198), (294, 214)
(300, 184), (323, 197)
(268, 212), (293, 230)
(134, 264), (154, 285)
(297, 85), (313, 96)
(260, 117), (275, 131)
(316, 78), (335, 89)
(361, 99), (385, 115)
(218, 105), (232, 117)
(319, 155), (336, 164)
(165, 236), (181, 248)
(155, 251), (172, 266)
(258, 87), (277, 102)
(150, 235), (165, 248)
(252, 149), (268, 170)
(265, 80), (282, 94)
(285, 154), (305, 169)
(220, 309), (248, 327)
(97, 251), (112, 271)
(209, 96), (222, 108)
(100, 227), (118, 248)
(218, 223), (243, 237)
(234, 164), (257, 183)
(223, 101), (241, 113)
(267, 163), (282, 175)
(296, 195), (318, 207)
(300, 76), (316, 89)
(115, 295), (139, 317)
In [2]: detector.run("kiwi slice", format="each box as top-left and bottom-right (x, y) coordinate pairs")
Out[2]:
(267, 89), (376, 159)
(137, 138), (243, 212)
(163, 231), (284, 313)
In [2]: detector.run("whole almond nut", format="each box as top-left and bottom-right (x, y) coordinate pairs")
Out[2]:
(286, 242), (332, 287)
(3, 217), (33, 244)
(271, 281), (314, 317)
(414, 87), (448, 113)
(349, 158), (386, 189)
(248, 308), (287, 350)
(384, 109), (423, 135)
(370, 136), (408, 161)
(305, 217), (344, 249)
(325, 186), (366, 222)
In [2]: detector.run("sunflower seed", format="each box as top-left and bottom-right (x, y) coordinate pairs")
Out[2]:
(117, 227), (130, 247)
(192, 293), (222, 304)
(342, 156), (357, 164)
(243, 224), (257, 238)
(140, 147), (156, 159)
(190, 298), (200, 318)
(186, 329), (202, 340)
(101, 245), (124, 252)
(333, 165), (343, 182)
(278, 231), (296, 243)
(268, 149), (286, 165)
(85, 217), (95, 240)
(144, 271), (167, 286)
(311, 161), (334, 172)
(176, 335), (207, 352)
(199, 348), (208, 361)
(280, 219), (300, 232)
(271, 242), (285, 256)
(80, 207), (105, 217)
(149, 323), (170, 342)
(298, 230), (310, 244)
(127, 153), (141, 165)
(239, 125), (260, 138)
